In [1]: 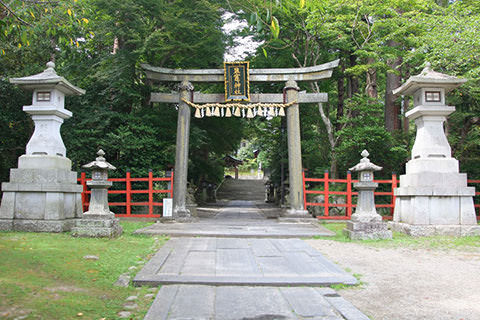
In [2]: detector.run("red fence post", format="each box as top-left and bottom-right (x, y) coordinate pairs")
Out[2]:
(80, 171), (88, 212)
(126, 170), (131, 216)
(324, 170), (329, 217)
(148, 169), (153, 216)
(391, 172), (397, 216)
(170, 169), (174, 198)
(347, 171), (352, 217)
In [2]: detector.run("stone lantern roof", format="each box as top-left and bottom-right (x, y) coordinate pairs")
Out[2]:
(83, 150), (116, 170)
(9, 61), (85, 96)
(349, 150), (382, 172)
(393, 63), (467, 96)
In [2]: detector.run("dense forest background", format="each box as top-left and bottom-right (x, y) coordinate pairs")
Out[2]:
(1, 0), (479, 192)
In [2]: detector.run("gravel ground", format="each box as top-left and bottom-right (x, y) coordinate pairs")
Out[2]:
(306, 239), (480, 320)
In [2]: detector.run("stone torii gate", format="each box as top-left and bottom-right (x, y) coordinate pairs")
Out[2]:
(143, 60), (339, 218)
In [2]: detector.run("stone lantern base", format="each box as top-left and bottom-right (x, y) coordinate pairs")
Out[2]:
(0, 155), (83, 232)
(72, 214), (123, 238)
(390, 158), (480, 237)
(344, 215), (392, 240)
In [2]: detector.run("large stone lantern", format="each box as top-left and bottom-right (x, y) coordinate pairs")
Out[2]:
(0, 61), (85, 232)
(344, 150), (392, 240)
(72, 150), (122, 237)
(391, 63), (478, 236)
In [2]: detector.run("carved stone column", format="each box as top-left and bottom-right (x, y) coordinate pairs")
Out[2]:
(173, 80), (194, 219)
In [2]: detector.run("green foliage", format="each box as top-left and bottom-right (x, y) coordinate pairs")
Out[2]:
(0, 80), (30, 183)
(336, 95), (408, 176)
(1, 0), (479, 191)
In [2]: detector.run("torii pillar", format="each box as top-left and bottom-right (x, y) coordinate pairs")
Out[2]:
(285, 79), (309, 216)
(172, 80), (193, 219)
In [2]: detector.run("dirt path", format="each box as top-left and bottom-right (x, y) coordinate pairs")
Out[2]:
(306, 239), (480, 320)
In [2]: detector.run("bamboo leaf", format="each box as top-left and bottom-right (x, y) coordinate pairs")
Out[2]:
(300, 0), (305, 9)
(262, 47), (268, 58)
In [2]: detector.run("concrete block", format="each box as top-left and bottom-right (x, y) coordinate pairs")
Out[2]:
(180, 251), (216, 276)
(215, 287), (294, 320)
(0, 192), (15, 219)
(45, 192), (64, 220)
(15, 192), (46, 219)
(18, 155), (71, 170)
(168, 285), (215, 319)
(434, 225), (461, 236)
(460, 226), (480, 236)
(280, 287), (337, 317)
(405, 158), (458, 174)
(71, 218), (122, 238)
(460, 197), (477, 225)
(0, 220), (13, 231)
(13, 219), (75, 232)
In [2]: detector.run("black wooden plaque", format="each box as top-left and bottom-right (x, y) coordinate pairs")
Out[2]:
(224, 61), (250, 101)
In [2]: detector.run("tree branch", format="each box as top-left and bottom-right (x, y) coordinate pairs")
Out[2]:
(0, 0), (33, 26)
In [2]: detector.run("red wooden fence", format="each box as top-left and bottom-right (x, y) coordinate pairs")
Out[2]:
(303, 171), (480, 221)
(471, 180), (480, 218)
(78, 170), (173, 218)
(302, 170), (397, 220)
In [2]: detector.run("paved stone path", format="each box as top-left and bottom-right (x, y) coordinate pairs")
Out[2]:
(137, 179), (369, 319)
(134, 237), (356, 287)
(145, 285), (369, 320)
(135, 200), (334, 238)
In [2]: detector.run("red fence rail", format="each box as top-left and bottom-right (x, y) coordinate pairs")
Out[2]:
(78, 170), (173, 218)
(303, 171), (480, 221)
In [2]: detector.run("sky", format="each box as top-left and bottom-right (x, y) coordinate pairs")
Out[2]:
(222, 11), (263, 61)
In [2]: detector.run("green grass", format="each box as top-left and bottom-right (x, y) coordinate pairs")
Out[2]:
(0, 221), (167, 320)
(314, 222), (480, 250)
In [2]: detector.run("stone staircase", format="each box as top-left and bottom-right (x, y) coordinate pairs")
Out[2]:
(216, 178), (265, 201)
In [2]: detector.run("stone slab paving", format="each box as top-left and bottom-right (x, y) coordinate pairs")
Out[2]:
(134, 237), (357, 286)
(135, 200), (334, 238)
(144, 285), (369, 320)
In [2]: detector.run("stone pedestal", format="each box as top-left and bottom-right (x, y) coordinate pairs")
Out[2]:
(345, 214), (392, 240)
(344, 150), (392, 240)
(0, 62), (85, 232)
(390, 63), (479, 237)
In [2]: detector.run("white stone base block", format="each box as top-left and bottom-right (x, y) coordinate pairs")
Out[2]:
(344, 221), (392, 240)
(0, 155), (83, 233)
(393, 194), (477, 225)
(72, 218), (123, 238)
(389, 222), (480, 237)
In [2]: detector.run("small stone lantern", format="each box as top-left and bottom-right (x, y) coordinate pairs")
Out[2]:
(72, 150), (122, 237)
(344, 150), (392, 240)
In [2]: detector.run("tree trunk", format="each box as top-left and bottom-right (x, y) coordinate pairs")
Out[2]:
(403, 66), (413, 134)
(384, 41), (402, 132)
(347, 53), (359, 98)
(365, 57), (378, 98)
(337, 60), (345, 131)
